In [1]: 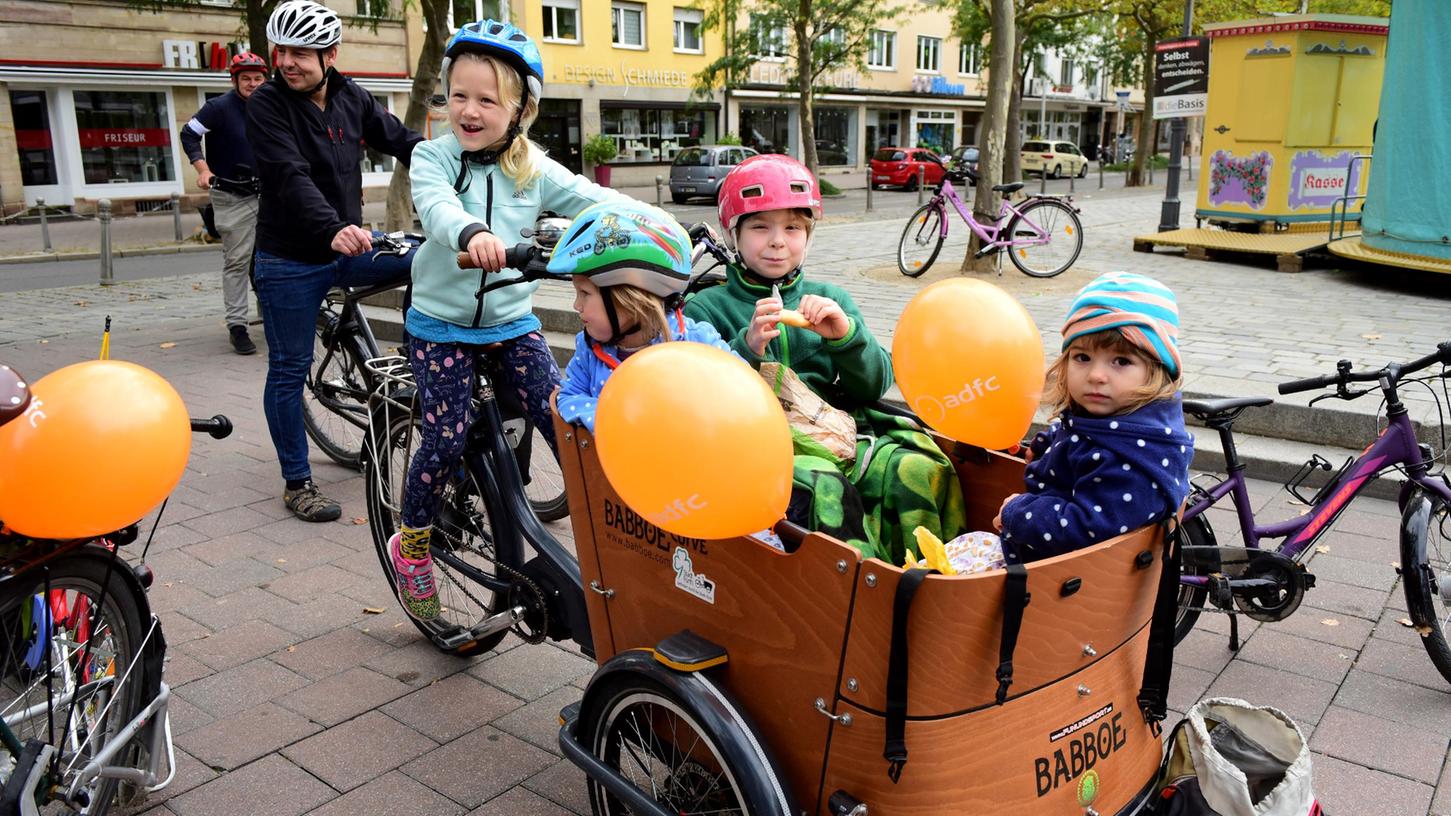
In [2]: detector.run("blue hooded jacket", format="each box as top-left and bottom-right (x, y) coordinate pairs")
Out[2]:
(558, 313), (734, 433)
(1000, 396), (1194, 564)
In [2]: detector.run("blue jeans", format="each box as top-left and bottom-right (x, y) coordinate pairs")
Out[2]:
(253, 235), (413, 483)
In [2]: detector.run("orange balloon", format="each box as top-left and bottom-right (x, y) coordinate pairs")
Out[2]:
(594, 343), (792, 539)
(0, 360), (191, 539)
(892, 278), (1045, 449)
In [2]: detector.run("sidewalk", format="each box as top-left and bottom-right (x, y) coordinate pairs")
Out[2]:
(0, 187), (1448, 815)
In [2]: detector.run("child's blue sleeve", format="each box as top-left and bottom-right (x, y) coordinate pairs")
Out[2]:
(536, 156), (626, 217)
(557, 332), (601, 433)
(684, 318), (738, 358)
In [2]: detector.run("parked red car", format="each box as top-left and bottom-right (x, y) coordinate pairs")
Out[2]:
(870, 146), (947, 190)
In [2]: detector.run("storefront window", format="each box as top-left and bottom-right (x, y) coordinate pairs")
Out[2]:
(8, 90), (57, 186)
(601, 105), (715, 163)
(73, 90), (175, 185)
(739, 106), (790, 155)
(913, 109), (954, 155)
(813, 106), (855, 166)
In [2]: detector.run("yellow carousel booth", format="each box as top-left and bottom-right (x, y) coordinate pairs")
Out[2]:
(1195, 14), (1388, 228)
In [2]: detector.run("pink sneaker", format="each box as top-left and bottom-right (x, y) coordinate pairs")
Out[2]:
(388, 533), (440, 621)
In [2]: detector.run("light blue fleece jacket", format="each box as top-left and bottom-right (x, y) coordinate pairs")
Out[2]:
(558, 313), (734, 433)
(409, 133), (621, 329)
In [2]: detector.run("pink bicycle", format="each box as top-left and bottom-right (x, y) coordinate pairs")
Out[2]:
(897, 169), (1083, 278)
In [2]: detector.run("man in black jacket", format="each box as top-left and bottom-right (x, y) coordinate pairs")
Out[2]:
(248, 0), (422, 522)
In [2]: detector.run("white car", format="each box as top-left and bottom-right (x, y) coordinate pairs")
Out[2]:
(1020, 140), (1088, 179)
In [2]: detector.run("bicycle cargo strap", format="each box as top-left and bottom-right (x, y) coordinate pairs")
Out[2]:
(995, 563), (1030, 705)
(883, 567), (933, 783)
(1138, 519), (1182, 735)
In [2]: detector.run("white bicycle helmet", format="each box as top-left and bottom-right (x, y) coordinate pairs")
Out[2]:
(267, 0), (343, 48)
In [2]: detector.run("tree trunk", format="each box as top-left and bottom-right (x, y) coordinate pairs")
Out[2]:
(244, 0), (273, 58)
(1003, 34), (1025, 183)
(384, 0), (449, 231)
(794, 9), (819, 174)
(963, 0), (1014, 273)
(1128, 36), (1155, 187)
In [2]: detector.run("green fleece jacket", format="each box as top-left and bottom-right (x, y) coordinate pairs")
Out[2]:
(683, 264), (893, 407)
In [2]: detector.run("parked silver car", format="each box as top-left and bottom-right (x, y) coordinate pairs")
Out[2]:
(669, 145), (759, 204)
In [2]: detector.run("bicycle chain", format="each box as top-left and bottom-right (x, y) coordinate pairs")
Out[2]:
(430, 526), (549, 645)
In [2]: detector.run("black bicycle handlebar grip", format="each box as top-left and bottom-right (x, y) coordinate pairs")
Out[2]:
(190, 415), (233, 439)
(1277, 375), (1333, 395)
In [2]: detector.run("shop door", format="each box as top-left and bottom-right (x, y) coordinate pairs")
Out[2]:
(536, 99), (582, 174)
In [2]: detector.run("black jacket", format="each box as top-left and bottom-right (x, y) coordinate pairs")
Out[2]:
(247, 69), (422, 263)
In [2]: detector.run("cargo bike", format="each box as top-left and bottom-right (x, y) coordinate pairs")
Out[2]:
(362, 229), (1183, 816)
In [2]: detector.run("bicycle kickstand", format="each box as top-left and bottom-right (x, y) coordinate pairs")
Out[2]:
(1227, 610), (1241, 652)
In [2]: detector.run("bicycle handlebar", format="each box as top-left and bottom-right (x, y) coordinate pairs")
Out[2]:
(190, 414), (233, 439)
(1278, 341), (1451, 395)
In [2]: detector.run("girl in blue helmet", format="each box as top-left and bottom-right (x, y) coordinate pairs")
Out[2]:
(551, 201), (733, 432)
(393, 19), (622, 620)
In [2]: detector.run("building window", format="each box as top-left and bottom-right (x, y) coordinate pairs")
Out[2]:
(612, 2), (645, 49)
(916, 36), (941, 73)
(813, 106), (856, 167)
(673, 7), (703, 53)
(958, 42), (981, 75)
(356, 0), (391, 17)
(73, 90), (175, 185)
(868, 30), (895, 69)
(740, 105), (791, 155)
(8, 90), (58, 186)
(363, 95), (397, 176)
(1059, 58), (1075, 87)
(601, 104), (717, 163)
(1083, 63), (1098, 87)
(751, 14), (787, 59)
(542, 0), (580, 44)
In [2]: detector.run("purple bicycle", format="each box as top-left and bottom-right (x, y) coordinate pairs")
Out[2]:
(896, 169), (1083, 278)
(1175, 342), (1451, 685)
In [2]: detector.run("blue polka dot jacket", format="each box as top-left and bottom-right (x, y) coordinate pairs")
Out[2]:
(999, 396), (1194, 564)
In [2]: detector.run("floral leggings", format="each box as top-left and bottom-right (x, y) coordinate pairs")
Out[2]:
(401, 332), (560, 529)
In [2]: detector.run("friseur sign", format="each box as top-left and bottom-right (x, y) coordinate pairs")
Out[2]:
(1152, 36), (1208, 119)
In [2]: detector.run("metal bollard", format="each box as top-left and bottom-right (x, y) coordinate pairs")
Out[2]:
(171, 191), (183, 242)
(1149, 160), (1155, 185)
(37, 197), (51, 252)
(1187, 153), (1194, 182)
(866, 178), (874, 212)
(655, 175), (664, 209)
(99, 199), (114, 286)
(1039, 168), (1047, 195)
(1069, 170), (1075, 195)
(916, 165), (926, 205)
(1099, 161), (1104, 190)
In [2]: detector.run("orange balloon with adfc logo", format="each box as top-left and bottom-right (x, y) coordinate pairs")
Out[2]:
(0, 360), (191, 539)
(594, 343), (793, 540)
(892, 278), (1044, 450)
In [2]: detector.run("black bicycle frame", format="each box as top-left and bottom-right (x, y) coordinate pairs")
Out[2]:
(440, 368), (592, 653)
(314, 280), (400, 429)
(1182, 393), (1451, 569)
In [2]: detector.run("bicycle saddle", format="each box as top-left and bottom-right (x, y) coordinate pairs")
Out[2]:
(0, 363), (31, 429)
(1182, 396), (1273, 422)
(992, 182), (1024, 194)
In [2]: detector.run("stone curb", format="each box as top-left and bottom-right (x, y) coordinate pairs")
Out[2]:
(0, 242), (221, 265)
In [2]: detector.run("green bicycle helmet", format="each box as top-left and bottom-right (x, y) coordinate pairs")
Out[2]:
(547, 201), (692, 297)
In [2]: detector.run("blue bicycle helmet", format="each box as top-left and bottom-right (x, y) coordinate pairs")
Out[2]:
(441, 20), (544, 103)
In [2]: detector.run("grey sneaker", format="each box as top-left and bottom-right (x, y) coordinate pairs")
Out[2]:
(284, 480), (341, 522)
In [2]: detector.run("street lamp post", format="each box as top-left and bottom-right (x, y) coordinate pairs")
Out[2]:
(1158, 0), (1195, 232)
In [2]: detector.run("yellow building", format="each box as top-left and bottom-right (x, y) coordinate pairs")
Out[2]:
(1196, 14), (1387, 225)
(0, 0), (420, 214)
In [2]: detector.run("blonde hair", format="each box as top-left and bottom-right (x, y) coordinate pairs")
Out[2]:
(445, 52), (541, 188)
(610, 285), (673, 345)
(1043, 329), (1181, 418)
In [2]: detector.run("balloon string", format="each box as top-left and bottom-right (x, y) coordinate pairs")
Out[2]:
(99, 315), (112, 361)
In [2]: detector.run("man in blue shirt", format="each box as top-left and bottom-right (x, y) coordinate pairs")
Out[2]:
(180, 51), (268, 355)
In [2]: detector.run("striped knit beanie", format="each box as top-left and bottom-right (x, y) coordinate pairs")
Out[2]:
(1062, 271), (1181, 377)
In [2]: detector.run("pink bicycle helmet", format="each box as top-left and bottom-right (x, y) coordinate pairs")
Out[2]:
(717, 154), (822, 240)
